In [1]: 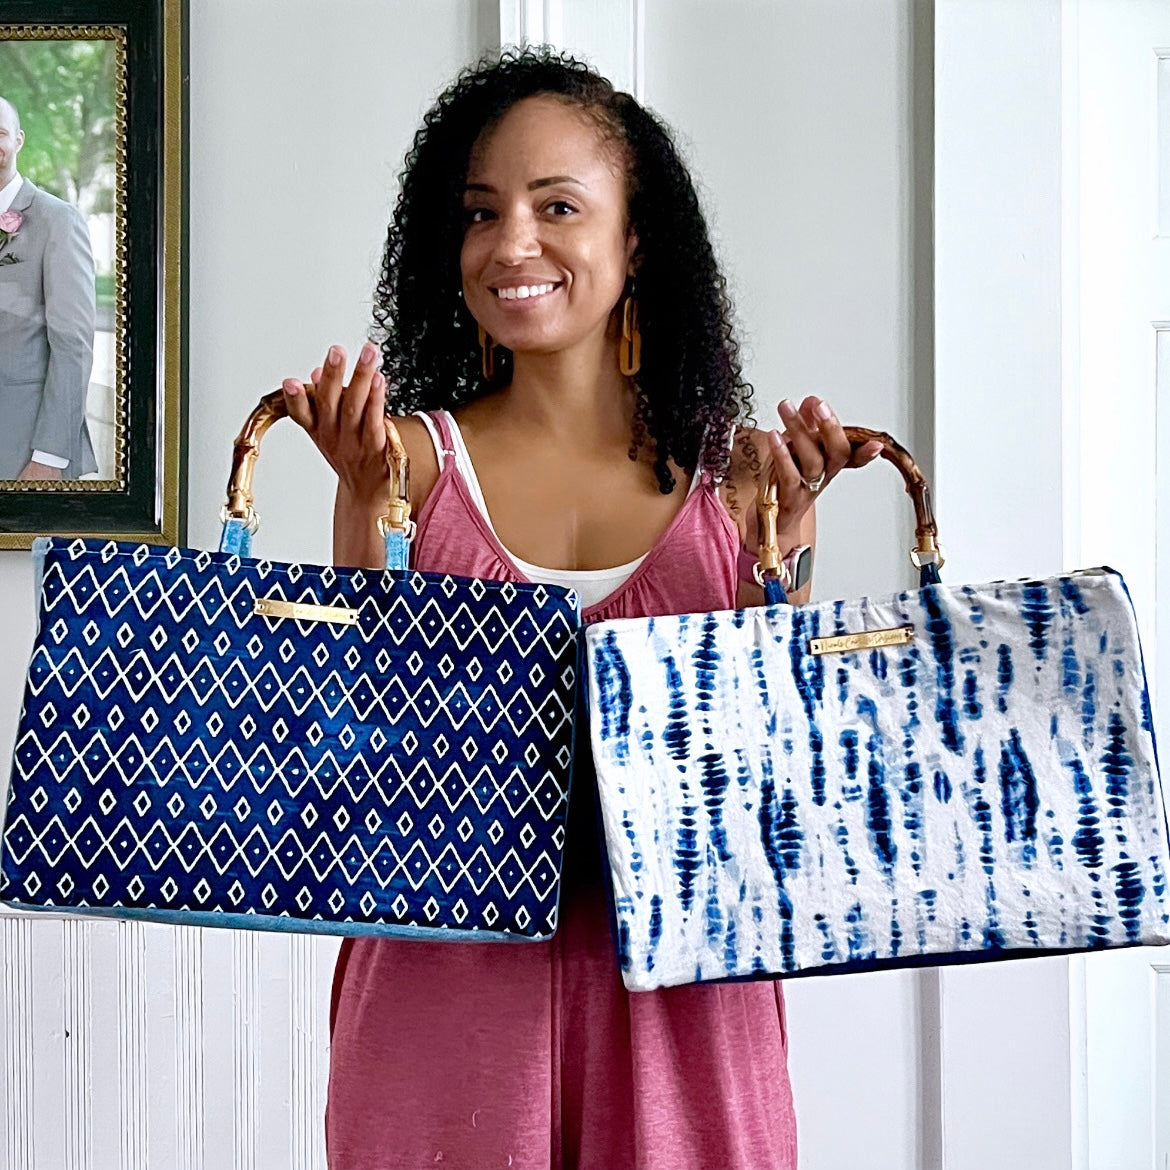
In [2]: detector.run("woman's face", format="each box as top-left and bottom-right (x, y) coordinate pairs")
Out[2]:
(461, 94), (638, 360)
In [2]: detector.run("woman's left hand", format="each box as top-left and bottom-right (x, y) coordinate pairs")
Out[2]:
(764, 395), (883, 533)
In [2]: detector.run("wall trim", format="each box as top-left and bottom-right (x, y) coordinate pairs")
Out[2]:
(174, 928), (205, 1170)
(2, 916), (35, 1170)
(119, 921), (149, 1170)
(498, 0), (563, 49)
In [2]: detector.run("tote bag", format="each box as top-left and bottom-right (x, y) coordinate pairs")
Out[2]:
(585, 427), (1170, 990)
(1, 392), (580, 941)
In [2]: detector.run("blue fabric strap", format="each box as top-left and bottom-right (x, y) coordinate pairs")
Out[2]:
(219, 517), (252, 557)
(763, 577), (788, 605)
(383, 527), (410, 571)
(218, 515), (412, 569)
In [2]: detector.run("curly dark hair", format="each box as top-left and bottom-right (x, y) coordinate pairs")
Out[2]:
(373, 46), (754, 493)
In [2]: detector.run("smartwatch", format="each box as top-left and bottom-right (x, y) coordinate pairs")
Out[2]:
(780, 544), (813, 592)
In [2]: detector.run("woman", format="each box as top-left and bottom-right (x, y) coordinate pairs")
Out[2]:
(282, 49), (881, 1170)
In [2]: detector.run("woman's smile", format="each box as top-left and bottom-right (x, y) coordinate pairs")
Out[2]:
(490, 280), (564, 302)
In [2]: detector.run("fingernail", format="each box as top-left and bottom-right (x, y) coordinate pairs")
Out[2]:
(282, 378), (300, 396)
(816, 402), (833, 421)
(373, 372), (386, 389)
(327, 346), (341, 368)
(779, 398), (797, 418)
(359, 342), (376, 366)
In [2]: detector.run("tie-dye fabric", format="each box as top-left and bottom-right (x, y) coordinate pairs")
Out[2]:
(586, 568), (1170, 991)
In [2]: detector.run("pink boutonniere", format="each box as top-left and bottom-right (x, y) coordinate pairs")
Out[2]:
(0, 209), (23, 247)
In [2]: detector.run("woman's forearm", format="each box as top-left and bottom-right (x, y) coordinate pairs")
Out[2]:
(333, 483), (387, 570)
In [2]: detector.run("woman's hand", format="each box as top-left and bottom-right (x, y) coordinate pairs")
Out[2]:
(764, 395), (882, 533)
(280, 341), (389, 505)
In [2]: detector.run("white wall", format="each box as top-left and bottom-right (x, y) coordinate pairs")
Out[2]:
(186, 0), (496, 564)
(1070, 5), (1170, 1166)
(644, 0), (921, 605)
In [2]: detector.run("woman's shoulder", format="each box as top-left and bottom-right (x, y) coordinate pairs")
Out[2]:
(391, 411), (444, 521)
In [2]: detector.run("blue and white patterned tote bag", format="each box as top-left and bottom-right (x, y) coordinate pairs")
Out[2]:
(586, 427), (1170, 990)
(1, 393), (580, 941)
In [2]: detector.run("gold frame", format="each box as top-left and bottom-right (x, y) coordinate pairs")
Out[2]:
(0, 0), (185, 548)
(158, 0), (184, 549)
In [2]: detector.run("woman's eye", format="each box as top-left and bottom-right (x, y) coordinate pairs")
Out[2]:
(463, 207), (493, 225)
(545, 200), (576, 217)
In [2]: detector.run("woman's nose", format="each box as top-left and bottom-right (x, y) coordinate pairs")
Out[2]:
(493, 211), (541, 263)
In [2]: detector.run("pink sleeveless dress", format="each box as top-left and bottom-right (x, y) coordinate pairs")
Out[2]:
(326, 411), (798, 1170)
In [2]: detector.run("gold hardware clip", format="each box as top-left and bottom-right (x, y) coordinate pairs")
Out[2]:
(253, 598), (358, 626)
(809, 625), (914, 656)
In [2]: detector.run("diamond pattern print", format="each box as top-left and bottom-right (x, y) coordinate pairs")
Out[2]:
(0, 538), (580, 940)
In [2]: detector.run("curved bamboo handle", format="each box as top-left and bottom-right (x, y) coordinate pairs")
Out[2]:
(222, 390), (412, 536)
(756, 425), (943, 581)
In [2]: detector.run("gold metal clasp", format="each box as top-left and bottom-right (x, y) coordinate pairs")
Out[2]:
(809, 625), (914, 656)
(910, 544), (946, 571)
(253, 598), (358, 626)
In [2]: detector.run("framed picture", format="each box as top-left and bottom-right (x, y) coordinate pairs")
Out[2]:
(0, 0), (186, 548)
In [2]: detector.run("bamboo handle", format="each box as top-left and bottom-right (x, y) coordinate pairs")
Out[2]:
(756, 425), (943, 582)
(222, 390), (411, 536)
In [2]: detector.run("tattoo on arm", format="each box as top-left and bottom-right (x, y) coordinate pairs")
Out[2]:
(737, 429), (763, 479)
(721, 429), (765, 546)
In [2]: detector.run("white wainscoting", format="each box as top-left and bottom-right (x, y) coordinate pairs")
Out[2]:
(0, 915), (338, 1170)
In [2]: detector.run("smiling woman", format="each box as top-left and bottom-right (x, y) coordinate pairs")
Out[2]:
(278, 47), (879, 1170)
(0, 35), (116, 483)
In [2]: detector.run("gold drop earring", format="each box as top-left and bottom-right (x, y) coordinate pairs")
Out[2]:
(478, 323), (496, 381)
(620, 280), (641, 377)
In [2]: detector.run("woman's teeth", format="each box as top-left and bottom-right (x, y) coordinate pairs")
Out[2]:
(494, 283), (557, 300)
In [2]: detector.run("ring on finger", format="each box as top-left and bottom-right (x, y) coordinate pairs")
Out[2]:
(800, 469), (826, 493)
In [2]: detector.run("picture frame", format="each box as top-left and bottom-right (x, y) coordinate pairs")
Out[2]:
(0, 0), (186, 549)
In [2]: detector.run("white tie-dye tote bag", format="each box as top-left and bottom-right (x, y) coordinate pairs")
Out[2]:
(585, 428), (1170, 991)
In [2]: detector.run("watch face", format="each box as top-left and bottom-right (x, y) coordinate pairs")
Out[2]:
(790, 544), (813, 591)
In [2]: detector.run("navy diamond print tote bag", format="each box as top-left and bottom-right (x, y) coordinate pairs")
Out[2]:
(585, 427), (1170, 990)
(1, 392), (580, 941)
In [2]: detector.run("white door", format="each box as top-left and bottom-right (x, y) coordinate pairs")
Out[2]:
(1068, 3), (1170, 1166)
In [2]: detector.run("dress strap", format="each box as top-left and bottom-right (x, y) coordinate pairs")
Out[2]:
(412, 410), (456, 470)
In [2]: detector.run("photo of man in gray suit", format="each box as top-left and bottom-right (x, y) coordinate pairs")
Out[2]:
(0, 94), (97, 482)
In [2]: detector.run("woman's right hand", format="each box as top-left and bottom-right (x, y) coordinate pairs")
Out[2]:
(281, 341), (389, 505)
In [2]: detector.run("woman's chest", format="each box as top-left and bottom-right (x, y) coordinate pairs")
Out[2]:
(473, 458), (705, 571)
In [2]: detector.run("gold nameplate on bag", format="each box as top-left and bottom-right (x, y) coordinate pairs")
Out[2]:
(809, 625), (915, 656)
(253, 598), (358, 626)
